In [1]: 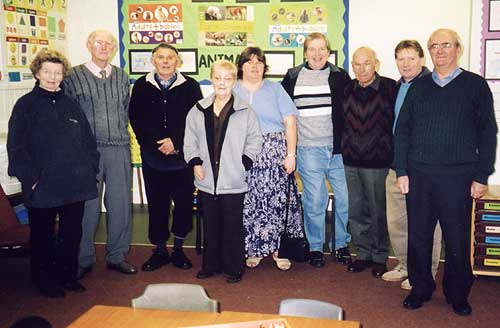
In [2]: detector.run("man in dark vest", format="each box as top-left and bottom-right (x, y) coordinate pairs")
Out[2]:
(341, 47), (396, 278)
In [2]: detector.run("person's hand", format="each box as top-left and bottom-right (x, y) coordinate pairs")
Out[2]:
(194, 165), (205, 180)
(471, 181), (488, 199)
(284, 156), (296, 174)
(157, 138), (177, 155)
(397, 176), (409, 194)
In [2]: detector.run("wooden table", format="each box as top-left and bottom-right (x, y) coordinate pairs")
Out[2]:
(68, 305), (360, 328)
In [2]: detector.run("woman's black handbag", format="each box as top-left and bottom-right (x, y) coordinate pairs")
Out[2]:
(278, 175), (310, 262)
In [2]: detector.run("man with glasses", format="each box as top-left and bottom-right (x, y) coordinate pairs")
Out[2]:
(394, 29), (497, 315)
(65, 30), (137, 277)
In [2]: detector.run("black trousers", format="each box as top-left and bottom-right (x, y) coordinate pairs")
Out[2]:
(142, 163), (194, 245)
(199, 191), (245, 276)
(28, 201), (84, 284)
(407, 167), (474, 303)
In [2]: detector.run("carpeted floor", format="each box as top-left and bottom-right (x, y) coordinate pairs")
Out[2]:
(1, 245), (499, 328)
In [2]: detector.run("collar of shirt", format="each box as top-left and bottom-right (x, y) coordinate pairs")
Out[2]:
(85, 61), (112, 78)
(355, 73), (380, 91)
(154, 72), (177, 90)
(432, 67), (462, 87)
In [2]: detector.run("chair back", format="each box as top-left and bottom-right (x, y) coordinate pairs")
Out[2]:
(278, 298), (343, 320)
(131, 283), (219, 312)
(0, 185), (29, 247)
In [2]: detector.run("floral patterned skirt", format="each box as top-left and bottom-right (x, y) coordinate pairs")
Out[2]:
(243, 131), (304, 258)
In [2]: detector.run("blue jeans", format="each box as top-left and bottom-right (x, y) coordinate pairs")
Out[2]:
(297, 146), (350, 252)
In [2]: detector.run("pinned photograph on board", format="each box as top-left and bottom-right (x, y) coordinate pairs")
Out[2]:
(205, 6), (224, 20)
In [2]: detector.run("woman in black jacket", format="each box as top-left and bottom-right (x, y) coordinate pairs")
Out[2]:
(7, 49), (99, 298)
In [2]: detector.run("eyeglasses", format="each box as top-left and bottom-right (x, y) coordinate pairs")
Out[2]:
(93, 40), (113, 48)
(428, 42), (456, 51)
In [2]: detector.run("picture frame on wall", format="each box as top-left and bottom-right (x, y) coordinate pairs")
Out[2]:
(263, 50), (295, 78)
(484, 39), (500, 80)
(178, 48), (199, 75)
(489, 0), (500, 31)
(328, 50), (337, 66)
(129, 50), (153, 75)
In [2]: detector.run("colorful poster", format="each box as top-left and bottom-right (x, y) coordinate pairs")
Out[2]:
(268, 4), (327, 47)
(198, 5), (253, 47)
(119, 0), (348, 81)
(128, 3), (183, 44)
(3, 0), (67, 74)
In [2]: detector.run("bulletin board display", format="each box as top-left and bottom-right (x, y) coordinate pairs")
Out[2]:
(0, 0), (68, 82)
(118, 0), (348, 82)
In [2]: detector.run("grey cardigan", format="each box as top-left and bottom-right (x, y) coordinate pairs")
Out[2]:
(184, 92), (262, 195)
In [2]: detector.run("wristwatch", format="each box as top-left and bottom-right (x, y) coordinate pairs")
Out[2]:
(286, 153), (296, 158)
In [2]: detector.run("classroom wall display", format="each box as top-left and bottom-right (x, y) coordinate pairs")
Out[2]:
(481, 0), (500, 81)
(1, 0), (67, 82)
(118, 0), (348, 82)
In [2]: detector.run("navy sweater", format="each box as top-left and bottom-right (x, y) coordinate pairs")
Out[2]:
(394, 70), (498, 184)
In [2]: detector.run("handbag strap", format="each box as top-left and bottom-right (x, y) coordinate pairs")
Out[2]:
(283, 174), (293, 231)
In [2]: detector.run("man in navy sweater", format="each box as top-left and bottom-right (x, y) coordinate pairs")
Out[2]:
(394, 29), (497, 316)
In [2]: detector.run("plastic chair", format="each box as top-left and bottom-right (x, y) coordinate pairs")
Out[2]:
(131, 283), (219, 312)
(278, 298), (344, 320)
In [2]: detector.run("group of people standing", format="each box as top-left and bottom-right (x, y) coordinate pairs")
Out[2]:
(7, 27), (497, 318)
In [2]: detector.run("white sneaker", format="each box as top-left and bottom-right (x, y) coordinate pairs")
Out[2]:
(400, 278), (412, 290)
(381, 266), (408, 282)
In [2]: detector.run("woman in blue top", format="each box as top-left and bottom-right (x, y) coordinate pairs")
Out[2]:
(234, 47), (303, 271)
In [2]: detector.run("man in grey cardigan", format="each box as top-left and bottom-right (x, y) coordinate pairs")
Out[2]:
(64, 30), (137, 277)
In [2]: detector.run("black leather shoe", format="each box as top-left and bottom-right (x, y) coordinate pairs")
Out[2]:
(335, 247), (352, 265)
(171, 249), (192, 269)
(61, 281), (86, 293)
(142, 252), (170, 271)
(403, 294), (431, 310)
(77, 266), (92, 280)
(451, 301), (472, 316)
(309, 251), (325, 268)
(347, 259), (372, 273)
(107, 261), (138, 274)
(196, 270), (215, 279)
(226, 273), (243, 283)
(371, 262), (388, 277)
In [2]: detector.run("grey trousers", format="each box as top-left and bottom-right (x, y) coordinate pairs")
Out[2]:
(345, 165), (389, 264)
(385, 169), (442, 275)
(79, 146), (132, 267)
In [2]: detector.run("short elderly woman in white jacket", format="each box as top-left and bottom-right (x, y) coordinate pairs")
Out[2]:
(184, 60), (262, 283)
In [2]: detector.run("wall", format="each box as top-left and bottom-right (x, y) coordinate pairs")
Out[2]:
(5, 0), (500, 184)
(348, 0), (472, 78)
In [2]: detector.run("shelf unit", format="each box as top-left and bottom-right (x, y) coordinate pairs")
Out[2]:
(470, 186), (500, 277)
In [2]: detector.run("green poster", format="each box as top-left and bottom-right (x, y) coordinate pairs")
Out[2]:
(118, 0), (347, 82)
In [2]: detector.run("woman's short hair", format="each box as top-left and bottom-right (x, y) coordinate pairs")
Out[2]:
(394, 40), (424, 59)
(211, 60), (237, 80)
(29, 49), (71, 78)
(236, 47), (268, 80)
